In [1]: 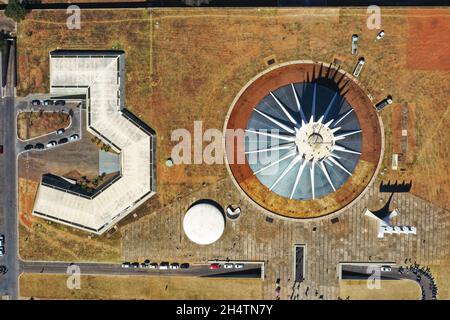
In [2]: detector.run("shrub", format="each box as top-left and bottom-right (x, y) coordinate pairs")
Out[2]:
(5, 0), (27, 23)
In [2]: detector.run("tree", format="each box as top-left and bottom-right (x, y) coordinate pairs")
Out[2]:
(5, 0), (27, 23)
(0, 31), (5, 53)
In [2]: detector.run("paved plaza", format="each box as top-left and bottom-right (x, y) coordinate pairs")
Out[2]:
(122, 175), (449, 300)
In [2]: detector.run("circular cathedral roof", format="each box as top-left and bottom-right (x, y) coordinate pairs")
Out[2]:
(224, 61), (383, 219)
(183, 203), (225, 245)
(246, 82), (362, 200)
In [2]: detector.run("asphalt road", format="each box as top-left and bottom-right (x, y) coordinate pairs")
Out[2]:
(341, 264), (435, 300)
(0, 39), (19, 299)
(21, 261), (263, 278)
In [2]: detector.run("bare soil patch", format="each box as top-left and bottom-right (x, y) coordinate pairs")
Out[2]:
(17, 111), (70, 140)
(407, 9), (450, 71)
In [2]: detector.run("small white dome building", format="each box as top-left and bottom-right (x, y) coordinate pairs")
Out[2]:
(183, 203), (225, 245)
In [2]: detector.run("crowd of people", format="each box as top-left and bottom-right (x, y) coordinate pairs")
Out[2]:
(399, 261), (438, 300)
(284, 259), (439, 300)
(0, 265), (7, 275)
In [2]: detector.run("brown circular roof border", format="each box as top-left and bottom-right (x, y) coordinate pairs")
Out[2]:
(223, 61), (384, 220)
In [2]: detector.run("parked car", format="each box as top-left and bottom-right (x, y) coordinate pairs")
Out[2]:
(159, 262), (169, 270)
(35, 143), (45, 150)
(139, 260), (150, 268)
(376, 30), (385, 41)
(0, 247), (4, 256)
(352, 57), (365, 77)
(46, 141), (57, 148)
(31, 100), (41, 106)
(234, 263), (244, 269)
(24, 144), (34, 151)
(70, 134), (80, 141)
(375, 96), (393, 112)
(0, 235), (4, 246)
(149, 263), (158, 269)
(380, 265), (392, 272)
(121, 262), (130, 268)
(224, 263), (234, 269)
(351, 34), (359, 55)
(56, 128), (65, 135)
(0, 145), (3, 154)
(131, 262), (140, 269)
(43, 100), (54, 106)
(170, 263), (179, 270)
(55, 100), (66, 106)
(209, 263), (221, 270)
(180, 263), (190, 269)
(58, 138), (69, 144)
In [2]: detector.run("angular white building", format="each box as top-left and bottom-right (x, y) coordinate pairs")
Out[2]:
(364, 208), (416, 238)
(32, 51), (156, 234)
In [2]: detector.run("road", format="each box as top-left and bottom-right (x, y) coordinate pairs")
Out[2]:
(0, 38), (19, 299)
(20, 261), (263, 278)
(340, 264), (435, 300)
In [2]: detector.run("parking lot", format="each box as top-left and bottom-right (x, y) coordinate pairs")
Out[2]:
(21, 260), (263, 279)
(15, 97), (82, 155)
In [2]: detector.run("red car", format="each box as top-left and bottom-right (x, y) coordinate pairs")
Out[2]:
(0, 145), (3, 154)
(209, 263), (221, 270)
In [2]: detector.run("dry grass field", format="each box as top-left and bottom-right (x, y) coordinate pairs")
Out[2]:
(430, 265), (450, 300)
(17, 9), (153, 101)
(19, 274), (263, 300)
(17, 112), (70, 140)
(16, 8), (450, 264)
(339, 280), (421, 300)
